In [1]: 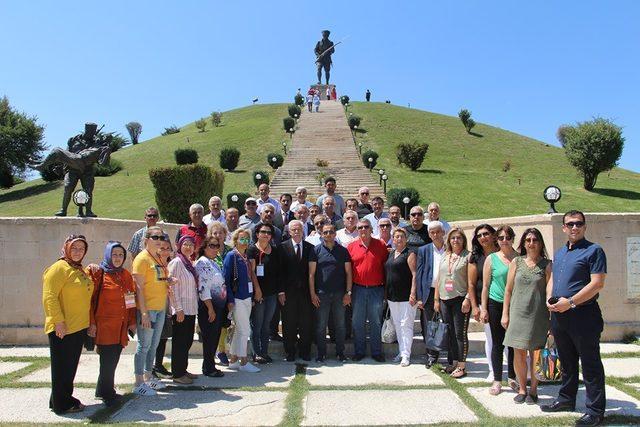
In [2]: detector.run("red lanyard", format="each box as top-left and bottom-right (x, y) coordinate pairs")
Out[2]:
(148, 250), (169, 279)
(448, 253), (461, 276)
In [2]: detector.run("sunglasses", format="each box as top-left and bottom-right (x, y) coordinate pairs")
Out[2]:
(314, 222), (325, 227)
(149, 235), (165, 241)
(497, 235), (512, 241)
(322, 230), (335, 235)
(360, 192), (369, 195)
(357, 225), (370, 230)
(476, 232), (491, 238)
(207, 243), (220, 248)
(564, 221), (585, 228)
(410, 212), (423, 217)
(258, 230), (273, 235)
(379, 224), (391, 228)
(146, 214), (159, 218)
(525, 238), (539, 243)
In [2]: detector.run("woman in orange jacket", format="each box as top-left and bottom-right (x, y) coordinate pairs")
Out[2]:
(88, 241), (137, 407)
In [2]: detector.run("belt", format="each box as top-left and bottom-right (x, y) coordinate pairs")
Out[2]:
(354, 283), (383, 288)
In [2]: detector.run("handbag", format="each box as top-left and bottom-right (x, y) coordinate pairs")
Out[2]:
(381, 307), (397, 344)
(84, 269), (104, 352)
(534, 333), (563, 382)
(425, 312), (449, 352)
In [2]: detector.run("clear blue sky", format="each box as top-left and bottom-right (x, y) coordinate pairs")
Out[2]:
(2, 1), (639, 172)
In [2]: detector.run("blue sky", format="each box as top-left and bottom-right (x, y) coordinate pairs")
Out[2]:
(2, 1), (639, 172)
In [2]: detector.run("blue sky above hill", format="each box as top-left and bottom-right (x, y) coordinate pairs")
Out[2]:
(2, 1), (639, 172)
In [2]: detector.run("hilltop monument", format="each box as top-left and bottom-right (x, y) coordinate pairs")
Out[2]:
(315, 30), (335, 85)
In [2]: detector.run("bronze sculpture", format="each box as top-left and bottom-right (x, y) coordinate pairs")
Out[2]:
(315, 30), (335, 85)
(37, 122), (112, 217)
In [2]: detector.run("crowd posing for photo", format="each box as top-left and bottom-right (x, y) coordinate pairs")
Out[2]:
(42, 177), (607, 426)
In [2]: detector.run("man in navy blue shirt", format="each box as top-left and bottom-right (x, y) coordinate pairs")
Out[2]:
(542, 210), (607, 427)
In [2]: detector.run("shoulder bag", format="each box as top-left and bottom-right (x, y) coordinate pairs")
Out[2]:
(381, 307), (397, 344)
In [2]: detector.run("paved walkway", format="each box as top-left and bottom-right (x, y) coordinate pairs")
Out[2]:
(269, 100), (385, 201)
(1, 342), (639, 425)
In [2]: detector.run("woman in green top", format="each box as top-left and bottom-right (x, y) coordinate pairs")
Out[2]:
(481, 225), (517, 395)
(434, 227), (470, 379)
(502, 228), (552, 405)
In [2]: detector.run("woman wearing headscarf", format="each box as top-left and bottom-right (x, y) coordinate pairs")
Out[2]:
(42, 234), (93, 414)
(168, 236), (199, 384)
(87, 241), (137, 407)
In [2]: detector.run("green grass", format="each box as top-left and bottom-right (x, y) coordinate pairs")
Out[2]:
(350, 102), (640, 220)
(1, 101), (639, 221)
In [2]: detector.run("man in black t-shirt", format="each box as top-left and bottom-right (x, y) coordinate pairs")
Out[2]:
(403, 206), (432, 252)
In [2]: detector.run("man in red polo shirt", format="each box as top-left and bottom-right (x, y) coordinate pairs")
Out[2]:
(175, 203), (207, 260)
(347, 218), (389, 362)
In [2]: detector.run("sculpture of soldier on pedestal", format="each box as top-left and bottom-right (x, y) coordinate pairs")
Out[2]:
(315, 30), (335, 85)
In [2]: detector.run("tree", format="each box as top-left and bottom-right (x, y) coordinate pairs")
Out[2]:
(195, 118), (207, 132)
(125, 121), (142, 145)
(0, 96), (46, 188)
(458, 109), (475, 133)
(396, 142), (429, 171)
(219, 147), (240, 171)
(210, 111), (222, 127)
(109, 132), (129, 152)
(557, 118), (624, 191)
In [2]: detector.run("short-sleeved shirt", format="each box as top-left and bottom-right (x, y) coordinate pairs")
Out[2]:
(310, 243), (351, 294)
(552, 239), (607, 302)
(247, 244), (281, 296)
(437, 250), (470, 300)
(132, 250), (169, 311)
(347, 238), (388, 286)
(316, 193), (345, 216)
(403, 224), (432, 252)
(128, 227), (171, 258)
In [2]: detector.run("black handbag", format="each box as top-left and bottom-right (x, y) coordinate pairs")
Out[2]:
(425, 312), (449, 352)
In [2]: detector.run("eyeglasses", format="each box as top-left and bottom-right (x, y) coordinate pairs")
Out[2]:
(146, 214), (159, 218)
(160, 246), (171, 251)
(357, 225), (370, 230)
(322, 230), (335, 235)
(207, 243), (220, 248)
(497, 235), (512, 241)
(246, 202), (257, 206)
(258, 230), (273, 235)
(314, 222), (325, 227)
(360, 192), (369, 195)
(149, 235), (165, 241)
(379, 224), (391, 228)
(525, 238), (539, 243)
(564, 221), (585, 228)
(410, 212), (423, 217)
(450, 236), (463, 241)
(476, 232), (491, 238)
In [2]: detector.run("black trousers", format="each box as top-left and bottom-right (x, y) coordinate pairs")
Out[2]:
(487, 298), (515, 381)
(270, 301), (282, 336)
(171, 314), (196, 378)
(48, 329), (85, 414)
(420, 288), (440, 362)
(199, 303), (224, 375)
(154, 338), (168, 370)
(551, 303), (606, 417)
(440, 297), (470, 364)
(96, 344), (122, 402)
(282, 287), (314, 358)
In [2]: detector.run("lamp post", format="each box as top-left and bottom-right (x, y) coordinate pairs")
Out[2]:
(358, 142), (362, 155)
(289, 128), (294, 140)
(72, 189), (90, 218)
(402, 196), (410, 220)
(231, 194), (239, 202)
(378, 169), (385, 185)
(543, 185), (562, 214)
(382, 174), (388, 194)
(255, 173), (262, 190)
(271, 156), (278, 169)
(368, 157), (374, 171)
(282, 141), (287, 155)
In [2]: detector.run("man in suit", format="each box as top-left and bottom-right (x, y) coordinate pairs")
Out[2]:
(278, 193), (295, 228)
(278, 220), (315, 361)
(416, 221), (446, 368)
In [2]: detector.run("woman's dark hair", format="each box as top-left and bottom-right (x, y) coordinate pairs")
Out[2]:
(198, 236), (221, 258)
(255, 222), (275, 237)
(495, 225), (516, 242)
(469, 224), (497, 264)
(517, 227), (548, 259)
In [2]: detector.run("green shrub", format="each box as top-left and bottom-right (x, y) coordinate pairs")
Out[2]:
(210, 111), (222, 127)
(267, 153), (284, 169)
(283, 117), (295, 133)
(162, 125), (180, 135)
(361, 150), (379, 169)
(94, 158), (123, 177)
(288, 104), (302, 119)
(387, 188), (421, 217)
(149, 164), (224, 224)
(195, 118), (207, 132)
(227, 192), (251, 216)
(396, 142), (429, 171)
(109, 133), (129, 152)
(340, 95), (350, 106)
(294, 93), (304, 107)
(219, 147), (240, 171)
(0, 168), (14, 189)
(252, 170), (270, 187)
(348, 115), (361, 130)
(175, 148), (199, 165)
(40, 163), (65, 182)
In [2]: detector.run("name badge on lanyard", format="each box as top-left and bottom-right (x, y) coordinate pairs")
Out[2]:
(124, 292), (137, 309)
(256, 264), (265, 277)
(445, 276), (455, 292)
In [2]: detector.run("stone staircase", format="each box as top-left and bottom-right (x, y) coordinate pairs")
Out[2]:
(269, 100), (384, 201)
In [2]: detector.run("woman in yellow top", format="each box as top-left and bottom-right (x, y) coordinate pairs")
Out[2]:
(132, 226), (176, 396)
(42, 234), (94, 415)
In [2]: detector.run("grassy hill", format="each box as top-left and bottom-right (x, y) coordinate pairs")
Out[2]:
(1, 102), (639, 221)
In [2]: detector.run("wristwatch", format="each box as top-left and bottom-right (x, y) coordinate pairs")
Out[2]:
(347, 290), (352, 296)
(569, 297), (576, 309)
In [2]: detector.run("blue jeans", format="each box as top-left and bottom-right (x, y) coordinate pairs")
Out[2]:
(134, 309), (165, 376)
(315, 291), (345, 357)
(352, 284), (384, 357)
(250, 294), (277, 357)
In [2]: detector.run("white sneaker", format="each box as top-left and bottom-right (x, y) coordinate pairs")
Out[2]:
(401, 357), (410, 367)
(228, 361), (240, 370)
(146, 378), (166, 390)
(133, 383), (157, 396)
(239, 362), (260, 373)
(392, 354), (402, 363)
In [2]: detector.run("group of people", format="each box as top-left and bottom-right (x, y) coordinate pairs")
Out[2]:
(42, 175), (608, 426)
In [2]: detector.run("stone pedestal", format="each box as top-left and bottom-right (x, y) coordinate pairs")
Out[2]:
(310, 84), (336, 100)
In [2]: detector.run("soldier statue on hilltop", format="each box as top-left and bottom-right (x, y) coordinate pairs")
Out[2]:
(315, 30), (335, 85)
(36, 122), (113, 217)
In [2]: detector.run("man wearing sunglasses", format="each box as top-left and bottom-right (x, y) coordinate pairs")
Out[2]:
(403, 206), (432, 253)
(128, 207), (171, 259)
(356, 187), (373, 218)
(542, 210), (607, 427)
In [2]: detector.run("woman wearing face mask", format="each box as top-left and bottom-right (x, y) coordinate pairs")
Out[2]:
(87, 242), (137, 407)
(42, 235), (93, 414)
(224, 229), (262, 372)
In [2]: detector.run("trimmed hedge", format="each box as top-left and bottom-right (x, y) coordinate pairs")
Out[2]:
(340, 95), (350, 106)
(283, 117), (295, 133)
(149, 164), (224, 224)
(288, 104), (302, 119)
(226, 192), (251, 216)
(361, 150), (379, 169)
(348, 115), (361, 130)
(294, 93), (304, 107)
(396, 142), (429, 171)
(252, 170), (270, 187)
(175, 148), (199, 165)
(387, 188), (420, 217)
(267, 153), (284, 169)
(219, 147), (240, 171)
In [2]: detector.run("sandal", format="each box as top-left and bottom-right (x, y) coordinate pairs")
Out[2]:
(489, 382), (502, 395)
(525, 394), (538, 405)
(450, 366), (467, 379)
(441, 365), (456, 374)
(507, 378), (519, 392)
(513, 393), (527, 404)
